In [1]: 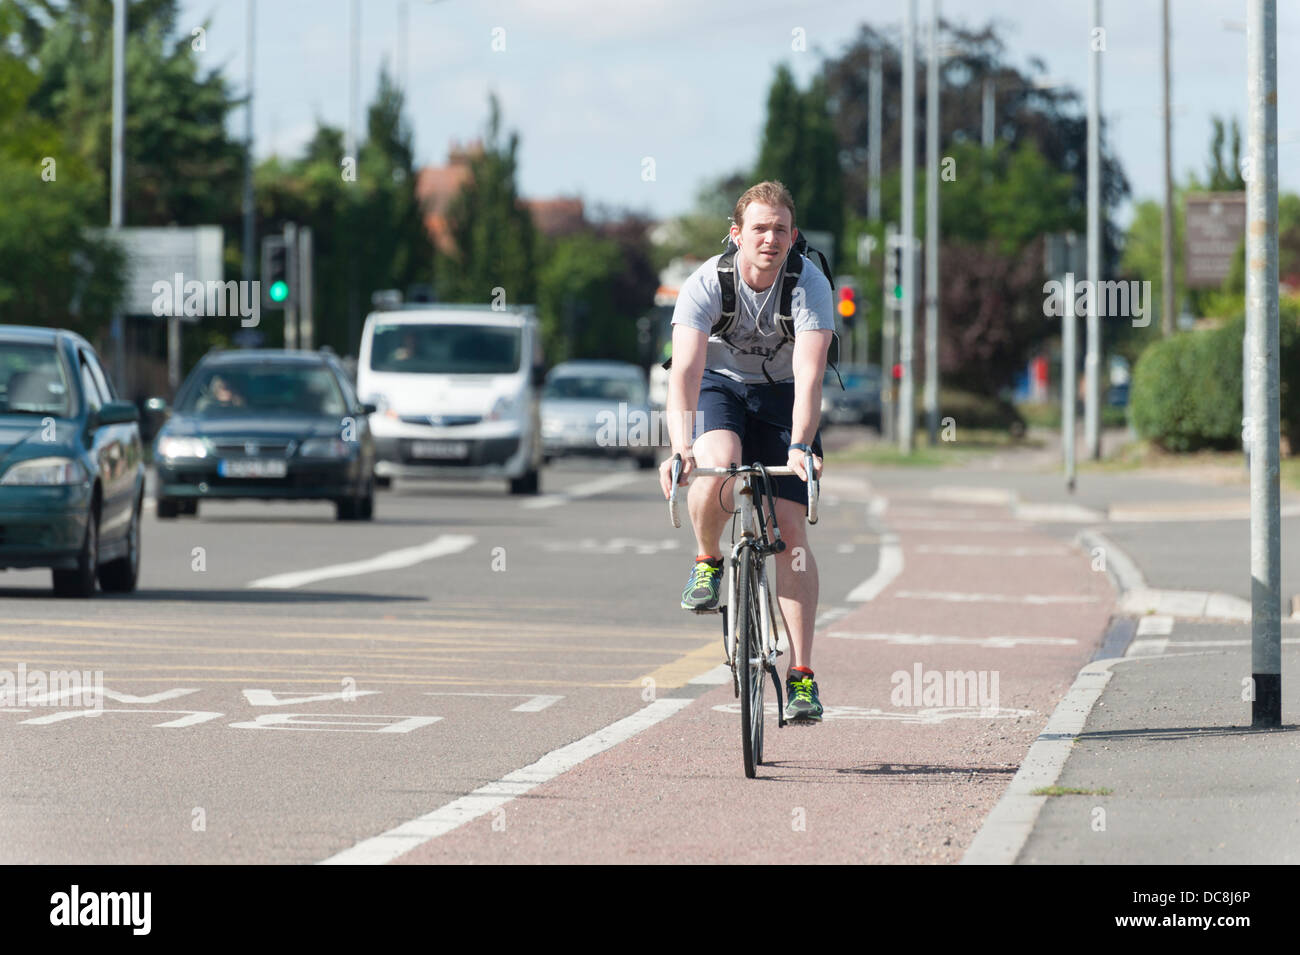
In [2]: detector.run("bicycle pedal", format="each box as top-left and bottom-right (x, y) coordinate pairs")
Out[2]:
(784, 716), (822, 727)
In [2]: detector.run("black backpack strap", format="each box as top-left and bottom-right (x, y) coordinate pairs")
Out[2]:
(714, 240), (740, 340)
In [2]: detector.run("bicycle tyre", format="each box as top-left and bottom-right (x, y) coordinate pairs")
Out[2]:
(736, 545), (764, 778)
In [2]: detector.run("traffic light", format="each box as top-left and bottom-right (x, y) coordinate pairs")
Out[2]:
(885, 241), (904, 303)
(837, 286), (857, 325)
(261, 235), (291, 309)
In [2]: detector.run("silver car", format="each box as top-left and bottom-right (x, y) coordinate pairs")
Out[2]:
(541, 361), (658, 469)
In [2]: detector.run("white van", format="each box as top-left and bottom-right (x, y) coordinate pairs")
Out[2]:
(357, 305), (544, 494)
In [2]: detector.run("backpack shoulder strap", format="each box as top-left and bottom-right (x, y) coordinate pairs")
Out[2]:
(714, 241), (739, 338)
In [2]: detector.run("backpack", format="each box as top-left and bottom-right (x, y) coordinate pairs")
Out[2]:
(663, 233), (840, 386)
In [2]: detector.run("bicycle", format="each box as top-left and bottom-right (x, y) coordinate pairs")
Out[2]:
(667, 452), (819, 778)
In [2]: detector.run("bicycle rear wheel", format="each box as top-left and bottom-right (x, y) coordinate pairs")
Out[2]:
(736, 545), (765, 778)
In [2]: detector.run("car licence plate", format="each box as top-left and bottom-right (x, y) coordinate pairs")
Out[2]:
(410, 440), (469, 460)
(218, 458), (288, 478)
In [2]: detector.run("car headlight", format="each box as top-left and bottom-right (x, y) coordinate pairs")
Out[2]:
(1, 456), (89, 486)
(157, 436), (211, 460)
(298, 437), (353, 458)
(487, 394), (520, 422)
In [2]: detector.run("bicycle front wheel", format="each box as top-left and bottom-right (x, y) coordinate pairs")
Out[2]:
(736, 545), (765, 778)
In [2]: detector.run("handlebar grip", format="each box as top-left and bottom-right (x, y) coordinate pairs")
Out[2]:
(806, 451), (819, 525)
(668, 454), (682, 528)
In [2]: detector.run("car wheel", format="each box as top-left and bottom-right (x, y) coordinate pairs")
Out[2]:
(157, 497), (179, 519)
(181, 499), (199, 517)
(636, 454), (656, 470)
(357, 479), (375, 521)
(375, 474), (392, 489)
(508, 469), (540, 495)
(335, 497), (358, 521)
(99, 493), (142, 593)
(52, 503), (98, 598)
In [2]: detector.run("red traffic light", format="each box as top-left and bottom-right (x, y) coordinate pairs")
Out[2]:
(892, 363), (903, 380)
(837, 286), (856, 319)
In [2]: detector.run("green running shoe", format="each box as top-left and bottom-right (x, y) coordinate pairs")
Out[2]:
(784, 675), (823, 722)
(680, 558), (722, 611)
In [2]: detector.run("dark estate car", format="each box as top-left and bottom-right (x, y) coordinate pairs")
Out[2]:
(152, 350), (377, 521)
(0, 326), (145, 597)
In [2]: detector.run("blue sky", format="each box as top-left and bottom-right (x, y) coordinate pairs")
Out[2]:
(179, 0), (1300, 227)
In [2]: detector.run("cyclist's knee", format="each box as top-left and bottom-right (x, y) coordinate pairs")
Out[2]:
(692, 428), (741, 469)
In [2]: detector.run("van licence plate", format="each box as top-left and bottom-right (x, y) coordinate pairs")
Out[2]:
(410, 441), (469, 460)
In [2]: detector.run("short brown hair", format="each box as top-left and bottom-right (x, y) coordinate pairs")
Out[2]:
(732, 181), (796, 230)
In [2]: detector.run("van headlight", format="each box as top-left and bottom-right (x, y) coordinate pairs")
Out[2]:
(366, 393), (399, 420)
(1, 457), (89, 486)
(486, 394), (521, 422)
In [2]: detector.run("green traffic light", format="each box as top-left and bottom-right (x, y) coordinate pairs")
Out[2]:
(269, 280), (289, 303)
(893, 286), (903, 300)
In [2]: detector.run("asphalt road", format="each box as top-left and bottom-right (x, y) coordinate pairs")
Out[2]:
(0, 457), (880, 864)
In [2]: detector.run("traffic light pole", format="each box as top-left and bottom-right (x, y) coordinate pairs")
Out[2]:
(283, 222), (298, 350)
(924, 0), (940, 446)
(299, 226), (313, 351)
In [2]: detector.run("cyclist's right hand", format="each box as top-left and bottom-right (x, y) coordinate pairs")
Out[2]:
(659, 451), (694, 499)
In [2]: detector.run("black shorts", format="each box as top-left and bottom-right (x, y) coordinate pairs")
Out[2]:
(694, 369), (822, 506)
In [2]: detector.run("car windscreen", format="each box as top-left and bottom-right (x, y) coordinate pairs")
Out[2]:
(0, 342), (72, 416)
(543, 374), (646, 404)
(175, 363), (346, 416)
(369, 323), (522, 375)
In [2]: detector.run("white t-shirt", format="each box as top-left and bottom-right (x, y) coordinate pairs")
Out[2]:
(671, 250), (835, 384)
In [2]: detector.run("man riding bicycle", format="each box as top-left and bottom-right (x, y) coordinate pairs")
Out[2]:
(658, 180), (834, 722)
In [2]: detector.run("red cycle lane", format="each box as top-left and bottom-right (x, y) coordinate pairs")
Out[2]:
(390, 491), (1115, 864)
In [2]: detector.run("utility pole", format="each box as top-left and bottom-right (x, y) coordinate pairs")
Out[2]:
(1246, 0), (1281, 728)
(243, 0), (255, 288)
(1161, 0), (1174, 336)
(347, 0), (360, 162)
(924, 0), (940, 445)
(110, 0), (126, 390)
(299, 227), (314, 351)
(899, 0), (917, 454)
(1085, 0), (1102, 459)
(283, 223), (298, 350)
(982, 78), (994, 149)
(869, 48), (883, 223)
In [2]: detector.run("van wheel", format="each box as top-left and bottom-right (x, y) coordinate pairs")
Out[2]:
(509, 469), (540, 495)
(375, 475), (392, 489)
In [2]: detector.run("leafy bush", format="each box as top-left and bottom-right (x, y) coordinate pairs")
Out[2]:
(1130, 301), (1300, 451)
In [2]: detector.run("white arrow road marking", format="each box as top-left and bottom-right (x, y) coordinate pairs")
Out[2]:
(319, 697), (693, 864)
(422, 692), (564, 713)
(847, 533), (902, 601)
(827, 632), (1078, 649)
(521, 473), (641, 510)
(243, 689), (381, 707)
(247, 534), (476, 589)
(20, 709), (224, 728)
(915, 544), (1072, 556)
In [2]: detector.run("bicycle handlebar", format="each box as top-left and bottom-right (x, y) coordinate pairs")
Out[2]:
(668, 454), (819, 528)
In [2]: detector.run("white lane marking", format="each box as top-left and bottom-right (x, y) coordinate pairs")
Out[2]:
(687, 664), (732, 685)
(542, 537), (679, 555)
(229, 713), (440, 733)
(712, 702), (1033, 722)
(827, 631), (1077, 649)
(928, 486), (1015, 505)
(422, 692), (564, 713)
(887, 520), (1029, 532)
(521, 473), (641, 510)
(247, 534), (476, 589)
(847, 533), (902, 601)
(962, 658), (1121, 865)
(1136, 615), (1174, 636)
(318, 697), (694, 865)
(915, 544), (1072, 556)
(1125, 638), (1169, 657)
(243, 689), (380, 706)
(1013, 502), (1105, 523)
(868, 497), (888, 518)
(815, 606), (853, 627)
(895, 590), (1100, 605)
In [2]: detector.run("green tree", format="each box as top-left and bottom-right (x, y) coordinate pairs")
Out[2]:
(1207, 116), (1246, 191)
(438, 94), (537, 306)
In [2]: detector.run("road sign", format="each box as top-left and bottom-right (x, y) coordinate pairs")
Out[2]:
(102, 226), (224, 319)
(1186, 192), (1247, 288)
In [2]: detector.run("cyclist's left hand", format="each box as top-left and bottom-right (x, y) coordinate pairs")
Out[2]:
(788, 447), (822, 482)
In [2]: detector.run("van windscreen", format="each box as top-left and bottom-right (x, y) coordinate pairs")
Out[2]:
(370, 324), (522, 375)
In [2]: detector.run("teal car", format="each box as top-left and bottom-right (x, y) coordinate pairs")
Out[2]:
(0, 326), (145, 596)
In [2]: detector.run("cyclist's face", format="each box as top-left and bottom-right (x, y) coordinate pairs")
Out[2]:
(733, 202), (795, 270)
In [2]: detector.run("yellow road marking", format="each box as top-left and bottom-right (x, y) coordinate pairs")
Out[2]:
(632, 640), (724, 690)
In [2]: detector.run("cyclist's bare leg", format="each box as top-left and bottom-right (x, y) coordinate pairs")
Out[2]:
(772, 496), (817, 673)
(687, 428), (741, 558)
